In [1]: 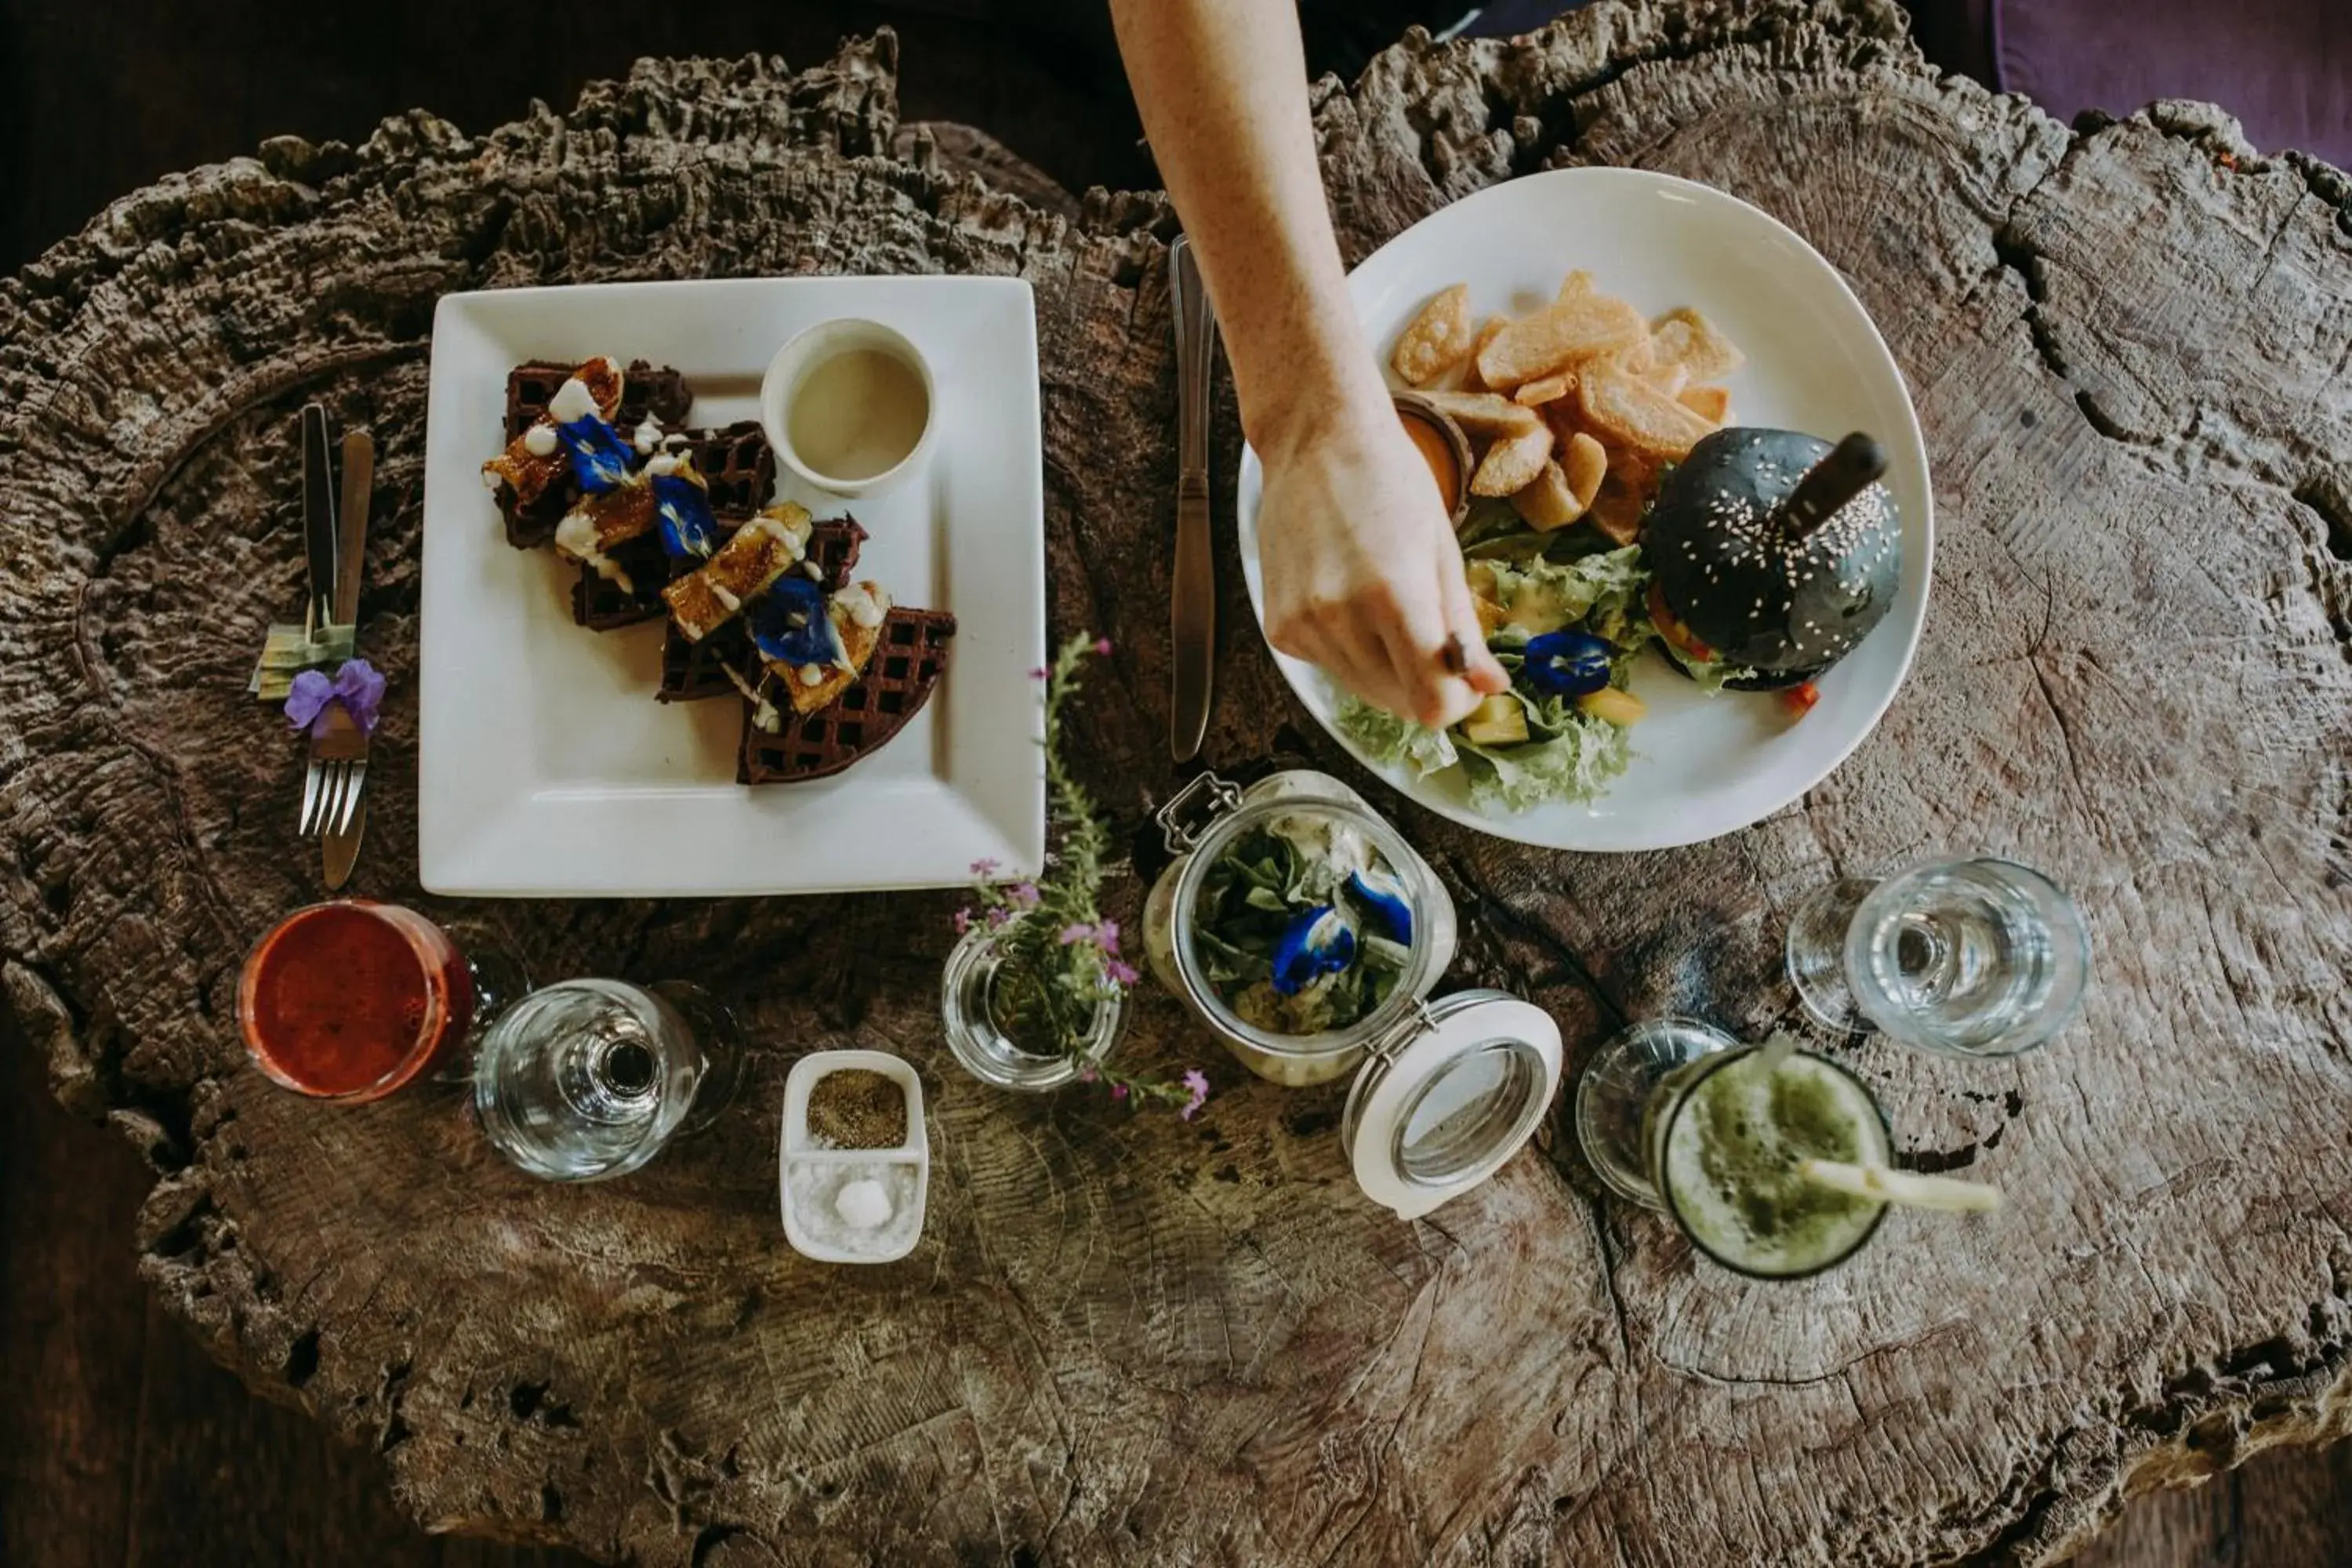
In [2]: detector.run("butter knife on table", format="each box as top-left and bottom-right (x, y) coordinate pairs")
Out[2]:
(1169, 235), (1218, 761)
(320, 429), (373, 890)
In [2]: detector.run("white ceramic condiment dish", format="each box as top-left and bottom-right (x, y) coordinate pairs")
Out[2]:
(779, 1048), (929, 1264)
(759, 318), (938, 497)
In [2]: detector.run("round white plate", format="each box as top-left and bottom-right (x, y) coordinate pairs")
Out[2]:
(1236, 168), (1934, 852)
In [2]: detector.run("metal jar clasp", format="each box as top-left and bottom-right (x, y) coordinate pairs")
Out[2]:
(1155, 771), (1243, 855)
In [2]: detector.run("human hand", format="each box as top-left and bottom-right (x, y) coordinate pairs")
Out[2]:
(1255, 394), (1508, 728)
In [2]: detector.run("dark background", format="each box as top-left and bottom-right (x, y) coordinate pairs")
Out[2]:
(2, 2), (2346, 1563)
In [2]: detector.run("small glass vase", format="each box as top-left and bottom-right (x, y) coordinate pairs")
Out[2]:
(939, 924), (1124, 1092)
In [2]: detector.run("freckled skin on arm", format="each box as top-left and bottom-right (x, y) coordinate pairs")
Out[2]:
(1106, 0), (1506, 727)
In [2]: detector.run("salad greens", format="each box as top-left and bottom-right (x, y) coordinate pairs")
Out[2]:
(1337, 546), (1653, 814)
(1194, 815), (1411, 1035)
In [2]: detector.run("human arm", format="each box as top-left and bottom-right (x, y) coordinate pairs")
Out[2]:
(1107, 0), (1507, 726)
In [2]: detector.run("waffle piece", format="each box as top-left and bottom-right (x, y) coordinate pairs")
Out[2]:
(682, 421), (776, 521)
(498, 360), (695, 549)
(738, 608), (957, 785)
(568, 425), (782, 631)
(658, 518), (866, 702)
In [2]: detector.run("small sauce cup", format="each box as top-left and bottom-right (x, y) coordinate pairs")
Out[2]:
(760, 318), (938, 497)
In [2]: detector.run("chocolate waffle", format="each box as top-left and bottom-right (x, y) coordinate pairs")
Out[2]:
(569, 423), (783, 631)
(499, 360), (695, 550)
(659, 519), (867, 703)
(738, 607), (957, 784)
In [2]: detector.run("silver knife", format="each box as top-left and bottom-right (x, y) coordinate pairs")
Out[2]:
(299, 404), (338, 638)
(321, 429), (373, 890)
(1169, 235), (1218, 760)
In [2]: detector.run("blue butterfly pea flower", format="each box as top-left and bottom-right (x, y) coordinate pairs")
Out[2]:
(1346, 866), (1414, 945)
(651, 472), (723, 559)
(1270, 906), (1356, 996)
(556, 414), (636, 495)
(1522, 630), (1613, 697)
(746, 576), (844, 668)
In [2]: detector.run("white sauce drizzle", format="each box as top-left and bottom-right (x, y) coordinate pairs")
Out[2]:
(548, 376), (598, 425)
(554, 512), (634, 593)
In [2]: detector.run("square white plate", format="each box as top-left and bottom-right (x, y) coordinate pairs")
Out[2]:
(419, 278), (1046, 896)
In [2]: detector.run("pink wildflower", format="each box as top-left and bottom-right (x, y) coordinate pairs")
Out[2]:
(1110, 1082), (1129, 1102)
(1104, 959), (1140, 987)
(1094, 920), (1120, 954)
(1076, 1065), (1098, 1083)
(953, 908), (974, 935)
(1179, 1068), (1210, 1120)
(986, 906), (1014, 928)
(1007, 882), (1040, 907)
(1058, 923), (1092, 946)
(1093, 637), (1112, 656)
(970, 858), (1000, 877)
(1029, 666), (1049, 680)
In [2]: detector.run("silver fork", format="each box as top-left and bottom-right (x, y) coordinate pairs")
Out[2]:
(299, 705), (368, 837)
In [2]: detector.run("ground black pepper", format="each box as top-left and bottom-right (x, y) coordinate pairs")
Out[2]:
(805, 1068), (909, 1149)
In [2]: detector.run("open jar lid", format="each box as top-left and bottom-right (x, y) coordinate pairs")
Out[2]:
(1340, 990), (1563, 1220)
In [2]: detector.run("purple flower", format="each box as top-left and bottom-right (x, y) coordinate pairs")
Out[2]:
(1028, 666), (1049, 680)
(284, 670), (332, 732)
(1110, 1082), (1129, 1102)
(1076, 1065), (1098, 1083)
(953, 907), (973, 935)
(986, 906), (1014, 928)
(1007, 882), (1040, 907)
(1093, 637), (1112, 656)
(1179, 1068), (1210, 1121)
(285, 659), (386, 738)
(970, 858), (1000, 877)
(1057, 923), (1093, 946)
(1094, 920), (1121, 955)
(1104, 958), (1140, 987)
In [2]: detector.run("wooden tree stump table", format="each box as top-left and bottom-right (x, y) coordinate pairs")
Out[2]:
(4, 5), (2349, 1563)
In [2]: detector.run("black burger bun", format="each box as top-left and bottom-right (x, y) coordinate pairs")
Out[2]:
(1645, 426), (1900, 684)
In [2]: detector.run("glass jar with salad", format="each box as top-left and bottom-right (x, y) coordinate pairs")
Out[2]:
(1142, 771), (1562, 1221)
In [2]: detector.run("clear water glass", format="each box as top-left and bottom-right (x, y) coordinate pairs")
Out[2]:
(1785, 858), (2089, 1057)
(473, 978), (741, 1181)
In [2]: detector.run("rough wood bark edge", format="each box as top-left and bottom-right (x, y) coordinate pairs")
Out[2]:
(2, 5), (2348, 1566)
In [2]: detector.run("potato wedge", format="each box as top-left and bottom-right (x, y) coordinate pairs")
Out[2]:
(1576, 362), (1715, 460)
(1512, 372), (1573, 408)
(1392, 284), (1476, 386)
(1475, 292), (1646, 387)
(1558, 269), (1594, 303)
(1562, 431), (1609, 511)
(1471, 421), (1554, 497)
(1611, 333), (1658, 377)
(1649, 307), (1745, 382)
(1579, 688), (1647, 726)
(1588, 463), (1650, 546)
(1416, 389), (1544, 438)
(1460, 316), (1511, 391)
(1678, 384), (1731, 424)
(1646, 364), (1690, 401)
(1509, 460), (1583, 531)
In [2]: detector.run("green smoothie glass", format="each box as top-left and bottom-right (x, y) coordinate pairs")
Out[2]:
(1573, 1019), (1893, 1279)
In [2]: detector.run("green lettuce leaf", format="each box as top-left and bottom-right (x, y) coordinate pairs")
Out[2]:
(1474, 544), (1650, 644)
(1453, 711), (1634, 812)
(1336, 696), (1459, 775)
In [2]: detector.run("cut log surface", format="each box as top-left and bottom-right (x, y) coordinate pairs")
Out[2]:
(2, 6), (2348, 1564)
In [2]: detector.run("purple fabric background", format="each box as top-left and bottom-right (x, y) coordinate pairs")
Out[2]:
(1997, 0), (2350, 165)
(1462, 0), (2350, 167)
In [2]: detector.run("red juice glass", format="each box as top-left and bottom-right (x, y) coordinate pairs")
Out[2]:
(238, 902), (489, 1102)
